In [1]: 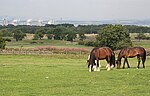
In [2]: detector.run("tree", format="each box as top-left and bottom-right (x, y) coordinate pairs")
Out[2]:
(0, 29), (12, 37)
(12, 29), (26, 41)
(53, 27), (62, 40)
(66, 32), (77, 42)
(53, 26), (67, 40)
(46, 29), (54, 40)
(78, 33), (86, 41)
(0, 32), (6, 49)
(136, 32), (146, 41)
(34, 28), (45, 40)
(96, 24), (132, 50)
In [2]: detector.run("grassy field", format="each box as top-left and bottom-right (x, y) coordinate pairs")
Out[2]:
(1, 34), (150, 96)
(5, 33), (150, 49)
(132, 40), (150, 49)
(5, 39), (93, 49)
(0, 54), (150, 96)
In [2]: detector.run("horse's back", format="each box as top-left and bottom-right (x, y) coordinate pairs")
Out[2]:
(94, 47), (113, 59)
(120, 47), (146, 58)
(129, 47), (145, 55)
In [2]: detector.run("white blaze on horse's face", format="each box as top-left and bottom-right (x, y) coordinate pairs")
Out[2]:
(116, 60), (121, 69)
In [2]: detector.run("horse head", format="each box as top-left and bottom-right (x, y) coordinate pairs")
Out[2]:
(87, 53), (95, 72)
(116, 59), (121, 69)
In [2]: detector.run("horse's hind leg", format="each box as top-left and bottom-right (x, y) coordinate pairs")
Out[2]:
(142, 57), (145, 68)
(137, 56), (141, 69)
(106, 58), (111, 71)
(96, 60), (100, 71)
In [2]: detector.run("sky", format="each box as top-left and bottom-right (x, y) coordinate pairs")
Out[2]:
(0, 0), (150, 21)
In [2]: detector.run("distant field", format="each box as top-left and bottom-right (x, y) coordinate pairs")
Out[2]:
(5, 37), (150, 50)
(0, 54), (150, 96)
(6, 39), (93, 49)
(130, 33), (150, 39)
(132, 40), (150, 49)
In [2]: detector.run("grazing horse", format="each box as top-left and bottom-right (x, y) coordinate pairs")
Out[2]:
(87, 47), (115, 72)
(116, 47), (146, 69)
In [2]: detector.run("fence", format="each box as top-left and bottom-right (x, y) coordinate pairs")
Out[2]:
(0, 47), (149, 56)
(0, 46), (90, 55)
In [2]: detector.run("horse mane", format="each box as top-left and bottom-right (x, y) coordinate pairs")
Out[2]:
(118, 47), (127, 60)
(89, 47), (98, 59)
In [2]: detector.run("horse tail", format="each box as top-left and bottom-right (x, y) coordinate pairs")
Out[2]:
(143, 48), (146, 63)
(111, 51), (115, 67)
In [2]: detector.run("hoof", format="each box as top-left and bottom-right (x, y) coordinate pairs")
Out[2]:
(111, 65), (114, 68)
(106, 64), (109, 68)
(93, 66), (97, 71)
(97, 68), (100, 71)
(99, 65), (102, 68)
(107, 68), (111, 71)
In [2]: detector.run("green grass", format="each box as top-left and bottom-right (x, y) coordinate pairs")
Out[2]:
(0, 54), (150, 96)
(5, 37), (150, 50)
(132, 40), (150, 48)
(6, 39), (92, 49)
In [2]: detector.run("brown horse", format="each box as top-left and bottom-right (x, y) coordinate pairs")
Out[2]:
(116, 47), (146, 69)
(87, 47), (115, 72)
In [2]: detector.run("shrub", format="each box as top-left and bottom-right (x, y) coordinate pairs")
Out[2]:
(96, 24), (132, 50)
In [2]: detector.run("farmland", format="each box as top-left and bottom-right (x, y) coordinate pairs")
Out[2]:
(0, 34), (150, 96)
(0, 54), (150, 96)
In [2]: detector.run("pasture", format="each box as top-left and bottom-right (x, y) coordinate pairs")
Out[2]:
(5, 39), (92, 49)
(0, 54), (150, 96)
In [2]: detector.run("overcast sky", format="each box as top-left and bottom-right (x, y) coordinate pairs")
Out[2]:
(0, 0), (150, 20)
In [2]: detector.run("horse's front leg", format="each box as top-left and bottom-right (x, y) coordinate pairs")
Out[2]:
(107, 63), (111, 71)
(93, 60), (97, 71)
(126, 58), (130, 68)
(96, 60), (100, 71)
(89, 64), (93, 72)
(122, 58), (126, 69)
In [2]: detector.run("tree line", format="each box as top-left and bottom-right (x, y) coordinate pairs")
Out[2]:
(1, 24), (150, 34)
(0, 24), (150, 50)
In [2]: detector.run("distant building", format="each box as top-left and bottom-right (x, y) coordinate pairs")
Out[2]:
(11, 19), (19, 26)
(48, 20), (55, 25)
(37, 19), (43, 26)
(2, 18), (8, 26)
(26, 19), (32, 26)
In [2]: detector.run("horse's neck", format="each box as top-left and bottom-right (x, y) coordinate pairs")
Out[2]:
(118, 49), (125, 61)
(117, 54), (122, 61)
(88, 52), (95, 64)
